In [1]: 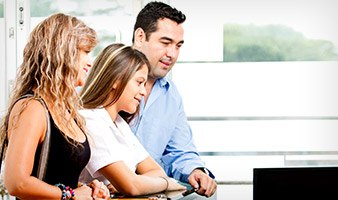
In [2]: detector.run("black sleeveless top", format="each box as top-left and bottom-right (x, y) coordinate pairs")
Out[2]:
(31, 114), (90, 189)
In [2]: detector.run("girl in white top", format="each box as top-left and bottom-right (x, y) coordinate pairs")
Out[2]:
(79, 43), (185, 196)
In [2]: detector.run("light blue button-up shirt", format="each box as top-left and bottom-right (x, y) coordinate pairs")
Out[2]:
(130, 77), (211, 183)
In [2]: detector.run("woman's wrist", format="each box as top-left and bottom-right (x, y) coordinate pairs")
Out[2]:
(159, 176), (169, 191)
(55, 183), (76, 200)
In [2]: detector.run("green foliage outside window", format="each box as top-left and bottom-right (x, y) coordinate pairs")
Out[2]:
(0, 1), (3, 18)
(30, 0), (127, 17)
(223, 24), (338, 62)
(30, 0), (121, 56)
(30, 0), (57, 17)
(5, 0), (337, 62)
(92, 31), (117, 56)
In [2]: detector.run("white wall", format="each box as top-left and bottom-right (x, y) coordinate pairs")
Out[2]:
(173, 61), (338, 117)
(173, 61), (338, 199)
(0, 18), (5, 116)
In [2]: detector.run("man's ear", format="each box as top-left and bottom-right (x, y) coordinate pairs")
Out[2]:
(134, 27), (146, 48)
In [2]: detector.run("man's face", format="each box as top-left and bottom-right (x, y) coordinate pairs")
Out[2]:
(139, 18), (184, 80)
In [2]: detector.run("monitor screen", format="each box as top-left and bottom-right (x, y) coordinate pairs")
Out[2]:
(253, 167), (338, 200)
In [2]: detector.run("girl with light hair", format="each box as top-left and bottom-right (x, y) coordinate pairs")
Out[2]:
(0, 13), (109, 200)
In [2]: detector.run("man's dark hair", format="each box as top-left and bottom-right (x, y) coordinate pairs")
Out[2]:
(132, 1), (186, 43)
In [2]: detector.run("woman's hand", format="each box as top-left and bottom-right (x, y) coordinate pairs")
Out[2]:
(88, 179), (110, 200)
(73, 184), (94, 200)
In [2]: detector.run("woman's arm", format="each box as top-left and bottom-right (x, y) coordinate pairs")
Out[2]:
(4, 100), (105, 200)
(4, 99), (62, 199)
(136, 156), (187, 191)
(135, 156), (166, 176)
(99, 156), (185, 196)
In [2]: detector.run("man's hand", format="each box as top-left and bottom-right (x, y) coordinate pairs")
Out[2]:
(188, 168), (217, 197)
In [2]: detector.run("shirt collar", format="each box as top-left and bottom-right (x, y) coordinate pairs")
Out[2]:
(157, 77), (170, 90)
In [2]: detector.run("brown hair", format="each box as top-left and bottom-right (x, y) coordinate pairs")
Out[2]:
(80, 43), (150, 122)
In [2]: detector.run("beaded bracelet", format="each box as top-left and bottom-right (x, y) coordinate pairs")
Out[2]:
(55, 183), (76, 200)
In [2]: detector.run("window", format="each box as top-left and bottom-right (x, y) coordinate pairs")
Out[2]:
(169, 1), (338, 199)
(171, 0), (338, 62)
(0, 0), (5, 115)
(4, 1), (338, 199)
(30, 0), (141, 55)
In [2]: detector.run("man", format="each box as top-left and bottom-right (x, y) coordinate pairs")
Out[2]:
(130, 1), (217, 198)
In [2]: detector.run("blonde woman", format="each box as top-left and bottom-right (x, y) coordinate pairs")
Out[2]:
(0, 13), (108, 200)
(79, 43), (186, 196)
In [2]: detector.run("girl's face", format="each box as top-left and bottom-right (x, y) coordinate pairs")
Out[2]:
(75, 49), (92, 87)
(116, 64), (148, 114)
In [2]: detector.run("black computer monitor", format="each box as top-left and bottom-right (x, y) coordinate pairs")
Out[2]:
(253, 166), (338, 200)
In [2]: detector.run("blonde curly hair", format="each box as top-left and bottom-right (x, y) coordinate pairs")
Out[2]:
(0, 13), (98, 151)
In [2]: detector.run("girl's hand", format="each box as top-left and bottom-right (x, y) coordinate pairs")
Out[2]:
(88, 179), (110, 200)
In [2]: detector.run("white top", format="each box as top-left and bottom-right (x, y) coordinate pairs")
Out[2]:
(79, 108), (149, 184)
